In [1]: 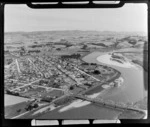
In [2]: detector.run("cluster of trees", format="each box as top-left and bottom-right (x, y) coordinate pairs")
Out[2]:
(54, 96), (75, 106)
(81, 63), (89, 66)
(52, 83), (60, 88)
(34, 42), (38, 44)
(25, 103), (38, 111)
(69, 85), (74, 90)
(81, 62), (97, 66)
(90, 63), (97, 65)
(29, 44), (43, 48)
(39, 80), (49, 85)
(6, 46), (15, 49)
(56, 48), (61, 51)
(93, 70), (101, 75)
(111, 58), (123, 64)
(5, 58), (13, 65)
(84, 83), (92, 87)
(91, 43), (107, 47)
(61, 53), (81, 59)
(82, 44), (88, 49)
(4, 50), (10, 54)
(41, 97), (53, 102)
(106, 37), (114, 40)
(6, 90), (20, 96)
(30, 41), (73, 49)
(111, 53), (125, 61)
(56, 39), (72, 47)
(28, 50), (41, 53)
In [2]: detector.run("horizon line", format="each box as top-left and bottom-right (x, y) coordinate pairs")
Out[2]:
(5, 30), (147, 34)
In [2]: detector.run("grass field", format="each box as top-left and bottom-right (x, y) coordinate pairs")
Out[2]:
(5, 101), (30, 118)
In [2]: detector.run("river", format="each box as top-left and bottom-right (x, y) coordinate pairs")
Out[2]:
(83, 52), (147, 104)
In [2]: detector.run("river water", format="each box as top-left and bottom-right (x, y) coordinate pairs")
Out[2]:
(83, 52), (147, 104)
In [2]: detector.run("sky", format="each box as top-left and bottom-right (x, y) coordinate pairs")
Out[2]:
(5, 3), (147, 33)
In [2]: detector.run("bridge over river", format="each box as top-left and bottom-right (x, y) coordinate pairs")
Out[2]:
(73, 94), (145, 115)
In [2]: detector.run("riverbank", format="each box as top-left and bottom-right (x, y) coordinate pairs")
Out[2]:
(83, 51), (147, 105)
(81, 69), (121, 95)
(96, 53), (136, 68)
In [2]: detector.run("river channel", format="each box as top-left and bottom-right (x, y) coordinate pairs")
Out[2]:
(83, 52), (147, 104)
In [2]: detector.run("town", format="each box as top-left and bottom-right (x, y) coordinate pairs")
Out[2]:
(4, 47), (122, 116)
(4, 30), (147, 119)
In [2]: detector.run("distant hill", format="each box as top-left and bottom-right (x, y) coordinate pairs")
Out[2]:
(4, 30), (147, 51)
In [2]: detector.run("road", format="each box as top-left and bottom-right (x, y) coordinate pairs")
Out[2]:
(29, 56), (101, 85)
(27, 58), (43, 76)
(74, 66), (100, 82)
(11, 111), (30, 119)
(15, 59), (21, 73)
(41, 58), (78, 84)
(9, 56), (69, 94)
(32, 85), (65, 92)
(10, 79), (42, 92)
(11, 94), (69, 119)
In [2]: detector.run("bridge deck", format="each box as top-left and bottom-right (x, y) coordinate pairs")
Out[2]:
(73, 94), (145, 114)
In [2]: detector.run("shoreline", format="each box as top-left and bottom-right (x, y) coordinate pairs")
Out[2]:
(81, 52), (122, 95)
(96, 53), (136, 69)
